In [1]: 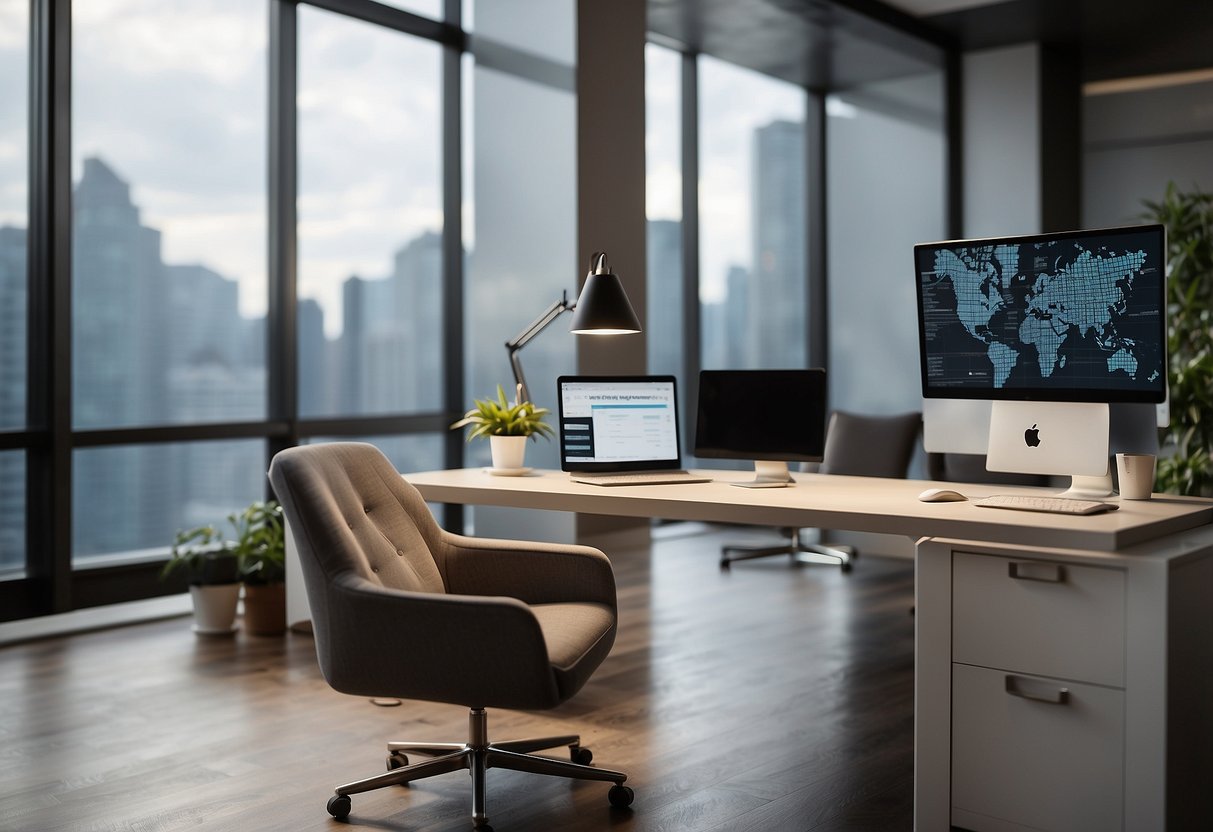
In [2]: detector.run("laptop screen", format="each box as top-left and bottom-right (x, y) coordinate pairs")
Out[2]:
(557, 375), (682, 473)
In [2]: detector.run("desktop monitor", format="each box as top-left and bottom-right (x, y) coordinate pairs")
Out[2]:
(914, 224), (1166, 491)
(694, 369), (827, 487)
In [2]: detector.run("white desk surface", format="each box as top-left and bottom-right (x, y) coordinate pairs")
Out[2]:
(405, 467), (1213, 553)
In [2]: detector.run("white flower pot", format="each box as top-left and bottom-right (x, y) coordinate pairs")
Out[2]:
(489, 435), (528, 470)
(189, 583), (240, 635)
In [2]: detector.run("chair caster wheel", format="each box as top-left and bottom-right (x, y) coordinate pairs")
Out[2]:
(327, 794), (351, 819)
(387, 751), (409, 770)
(719, 560), (731, 571)
(608, 784), (634, 808)
(570, 745), (593, 765)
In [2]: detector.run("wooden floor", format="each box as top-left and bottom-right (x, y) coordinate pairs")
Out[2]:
(0, 525), (916, 832)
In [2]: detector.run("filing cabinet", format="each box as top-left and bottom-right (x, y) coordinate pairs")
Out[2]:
(950, 552), (1126, 831)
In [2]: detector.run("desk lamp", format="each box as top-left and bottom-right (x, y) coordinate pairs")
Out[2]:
(505, 251), (641, 403)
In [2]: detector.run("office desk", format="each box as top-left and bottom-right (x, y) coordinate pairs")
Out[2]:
(401, 468), (1213, 831)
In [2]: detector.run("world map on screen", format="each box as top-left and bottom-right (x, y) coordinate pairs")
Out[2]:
(918, 233), (1164, 395)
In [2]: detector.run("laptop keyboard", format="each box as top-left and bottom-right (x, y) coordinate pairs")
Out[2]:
(571, 471), (713, 487)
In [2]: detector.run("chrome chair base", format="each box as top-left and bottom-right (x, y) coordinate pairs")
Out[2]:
(720, 527), (855, 571)
(327, 707), (631, 830)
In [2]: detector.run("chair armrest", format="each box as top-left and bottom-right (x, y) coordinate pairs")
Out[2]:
(440, 533), (617, 609)
(316, 571), (561, 709)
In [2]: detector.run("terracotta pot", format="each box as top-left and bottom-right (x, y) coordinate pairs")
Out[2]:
(242, 582), (286, 636)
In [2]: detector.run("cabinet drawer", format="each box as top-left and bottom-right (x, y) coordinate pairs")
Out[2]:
(952, 552), (1125, 687)
(952, 663), (1124, 832)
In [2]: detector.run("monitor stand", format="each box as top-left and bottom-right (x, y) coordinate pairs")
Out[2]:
(731, 460), (794, 489)
(986, 401), (1112, 497)
(1060, 469), (1115, 500)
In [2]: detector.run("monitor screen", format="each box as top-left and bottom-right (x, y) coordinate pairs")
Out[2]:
(914, 224), (1166, 403)
(694, 369), (827, 463)
(556, 375), (683, 472)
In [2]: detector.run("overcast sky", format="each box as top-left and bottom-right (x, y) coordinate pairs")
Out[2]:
(2, 1), (806, 331)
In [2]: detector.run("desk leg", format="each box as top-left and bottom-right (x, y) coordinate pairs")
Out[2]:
(914, 539), (952, 831)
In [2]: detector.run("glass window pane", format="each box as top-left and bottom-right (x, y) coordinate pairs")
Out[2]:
(465, 60), (575, 472)
(826, 73), (946, 416)
(71, 0), (267, 430)
(699, 56), (806, 370)
(306, 434), (443, 475)
(0, 0), (28, 431)
(298, 8), (443, 419)
(380, 1), (442, 19)
(646, 43), (683, 381)
(0, 451), (24, 578)
(73, 440), (265, 564)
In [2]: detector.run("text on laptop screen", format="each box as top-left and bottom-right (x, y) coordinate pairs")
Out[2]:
(559, 379), (679, 465)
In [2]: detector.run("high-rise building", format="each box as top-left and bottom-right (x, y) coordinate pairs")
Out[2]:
(297, 298), (329, 416)
(749, 119), (806, 368)
(646, 219), (681, 378)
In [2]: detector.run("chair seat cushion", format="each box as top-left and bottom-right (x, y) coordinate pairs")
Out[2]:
(529, 601), (616, 700)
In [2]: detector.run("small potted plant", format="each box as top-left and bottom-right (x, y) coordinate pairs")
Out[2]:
(162, 525), (241, 635)
(231, 500), (287, 636)
(451, 384), (554, 472)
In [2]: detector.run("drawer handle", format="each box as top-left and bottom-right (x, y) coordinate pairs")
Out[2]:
(1008, 561), (1066, 583)
(1005, 674), (1070, 705)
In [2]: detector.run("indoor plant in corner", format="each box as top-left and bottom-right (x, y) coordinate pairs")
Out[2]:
(231, 500), (287, 636)
(162, 525), (241, 635)
(451, 384), (554, 473)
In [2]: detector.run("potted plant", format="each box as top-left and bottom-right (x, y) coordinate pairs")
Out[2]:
(162, 525), (241, 635)
(1142, 183), (1213, 496)
(451, 384), (554, 472)
(231, 500), (287, 636)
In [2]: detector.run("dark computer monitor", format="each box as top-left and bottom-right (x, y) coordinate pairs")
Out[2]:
(913, 224), (1167, 494)
(914, 223), (1167, 404)
(694, 369), (827, 488)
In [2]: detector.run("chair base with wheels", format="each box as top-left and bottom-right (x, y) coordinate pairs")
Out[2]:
(720, 527), (854, 571)
(326, 708), (632, 830)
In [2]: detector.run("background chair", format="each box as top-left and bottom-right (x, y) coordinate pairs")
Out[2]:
(721, 410), (922, 570)
(926, 452), (1050, 487)
(268, 442), (633, 831)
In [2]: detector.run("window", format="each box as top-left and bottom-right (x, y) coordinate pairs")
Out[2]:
(826, 73), (946, 415)
(0, 0), (27, 432)
(297, 7), (443, 419)
(645, 44), (683, 380)
(699, 56), (807, 370)
(0, 451), (23, 578)
(72, 440), (264, 565)
(465, 4), (575, 472)
(71, 0), (267, 429)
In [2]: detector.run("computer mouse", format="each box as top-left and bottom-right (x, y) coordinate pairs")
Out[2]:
(918, 488), (968, 503)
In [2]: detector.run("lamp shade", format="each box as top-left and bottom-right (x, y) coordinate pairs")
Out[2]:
(569, 252), (642, 334)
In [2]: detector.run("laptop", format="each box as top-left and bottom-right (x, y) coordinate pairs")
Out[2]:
(557, 375), (711, 486)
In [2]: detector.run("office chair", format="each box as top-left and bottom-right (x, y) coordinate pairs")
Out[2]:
(721, 410), (922, 570)
(926, 452), (1050, 487)
(268, 443), (633, 831)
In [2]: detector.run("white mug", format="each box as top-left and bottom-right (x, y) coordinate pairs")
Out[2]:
(1116, 453), (1156, 500)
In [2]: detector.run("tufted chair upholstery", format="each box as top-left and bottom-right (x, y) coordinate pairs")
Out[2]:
(267, 442), (631, 829)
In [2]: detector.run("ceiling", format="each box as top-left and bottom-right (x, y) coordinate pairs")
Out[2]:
(648, 0), (1213, 86)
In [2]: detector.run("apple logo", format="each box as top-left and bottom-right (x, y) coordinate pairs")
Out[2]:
(1024, 424), (1041, 447)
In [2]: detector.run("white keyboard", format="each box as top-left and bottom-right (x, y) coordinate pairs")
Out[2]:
(973, 494), (1119, 515)
(571, 471), (712, 487)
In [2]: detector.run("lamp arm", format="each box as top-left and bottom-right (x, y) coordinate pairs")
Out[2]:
(504, 290), (575, 405)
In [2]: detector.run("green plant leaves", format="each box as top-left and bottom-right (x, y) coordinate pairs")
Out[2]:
(1143, 183), (1213, 496)
(450, 384), (555, 442)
